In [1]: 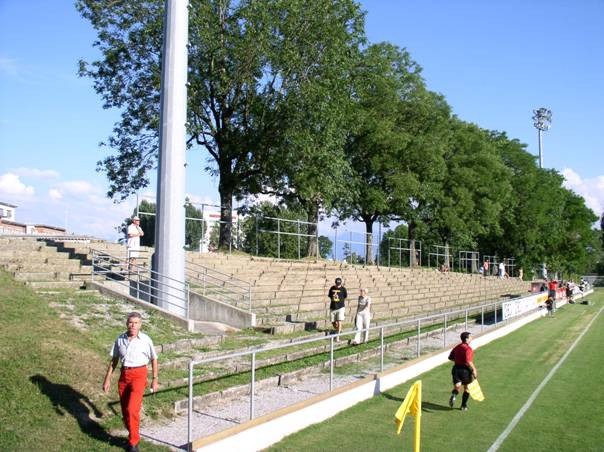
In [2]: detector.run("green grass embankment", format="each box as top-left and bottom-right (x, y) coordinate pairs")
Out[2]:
(0, 271), (169, 451)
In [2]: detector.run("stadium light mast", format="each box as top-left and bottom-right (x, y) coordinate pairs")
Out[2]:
(153, 0), (189, 315)
(532, 107), (552, 169)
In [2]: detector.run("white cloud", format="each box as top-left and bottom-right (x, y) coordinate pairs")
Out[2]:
(48, 188), (62, 201)
(0, 172), (35, 197)
(562, 168), (604, 217)
(53, 180), (98, 196)
(12, 167), (60, 180)
(0, 169), (134, 240)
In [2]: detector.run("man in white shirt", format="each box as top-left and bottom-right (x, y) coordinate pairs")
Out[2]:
(103, 312), (158, 452)
(127, 216), (144, 270)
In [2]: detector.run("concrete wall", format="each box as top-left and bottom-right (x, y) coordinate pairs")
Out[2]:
(188, 291), (256, 328)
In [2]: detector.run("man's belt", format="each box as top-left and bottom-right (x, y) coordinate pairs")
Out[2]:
(122, 364), (147, 370)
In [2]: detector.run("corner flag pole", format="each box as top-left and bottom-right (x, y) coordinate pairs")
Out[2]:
(394, 380), (422, 452)
(414, 381), (421, 452)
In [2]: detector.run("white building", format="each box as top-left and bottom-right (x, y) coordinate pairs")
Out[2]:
(0, 201), (66, 236)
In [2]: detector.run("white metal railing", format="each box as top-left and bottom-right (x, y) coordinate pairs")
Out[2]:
(388, 237), (422, 268)
(185, 294), (539, 448)
(185, 259), (252, 312)
(255, 216), (318, 259)
(91, 249), (190, 318)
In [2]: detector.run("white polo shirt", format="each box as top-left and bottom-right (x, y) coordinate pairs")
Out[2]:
(127, 223), (141, 251)
(110, 331), (158, 367)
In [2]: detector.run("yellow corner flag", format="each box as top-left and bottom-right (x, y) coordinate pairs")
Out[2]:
(467, 379), (485, 402)
(394, 380), (422, 451)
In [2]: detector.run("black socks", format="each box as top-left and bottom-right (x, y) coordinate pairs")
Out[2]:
(462, 391), (470, 406)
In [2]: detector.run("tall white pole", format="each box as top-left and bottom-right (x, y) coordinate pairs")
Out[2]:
(538, 129), (543, 169)
(154, 0), (188, 316)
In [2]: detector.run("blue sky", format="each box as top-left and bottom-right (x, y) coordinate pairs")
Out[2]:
(1, 0), (603, 241)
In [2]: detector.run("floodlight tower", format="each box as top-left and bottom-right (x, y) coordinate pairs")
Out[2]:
(532, 107), (552, 169)
(153, 0), (189, 316)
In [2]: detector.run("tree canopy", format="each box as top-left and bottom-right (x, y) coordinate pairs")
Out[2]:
(78, 0), (600, 277)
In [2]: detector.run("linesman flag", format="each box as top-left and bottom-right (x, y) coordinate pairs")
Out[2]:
(394, 380), (422, 451)
(467, 379), (485, 402)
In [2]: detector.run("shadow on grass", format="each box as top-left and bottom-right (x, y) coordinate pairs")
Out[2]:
(421, 401), (450, 412)
(382, 392), (450, 412)
(30, 374), (126, 449)
(381, 392), (404, 402)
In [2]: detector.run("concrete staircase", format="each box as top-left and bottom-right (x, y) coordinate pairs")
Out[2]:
(0, 236), (151, 291)
(0, 237), (89, 290)
(186, 253), (530, 332)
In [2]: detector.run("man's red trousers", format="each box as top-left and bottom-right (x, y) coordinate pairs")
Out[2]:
(118, 367), (147, 446)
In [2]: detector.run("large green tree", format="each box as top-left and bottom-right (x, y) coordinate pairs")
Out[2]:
(250, 1), (365, 257)
(77, 0), (365, 250)
(425, 120), (512, 252)
(340, 43), (450, 263)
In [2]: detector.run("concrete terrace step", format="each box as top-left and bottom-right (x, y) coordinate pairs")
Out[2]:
(25, 280), (87, 290)
(3, 262), (91, 273)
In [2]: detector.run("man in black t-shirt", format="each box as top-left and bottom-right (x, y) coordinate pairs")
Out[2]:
(327, 277), (347, 342)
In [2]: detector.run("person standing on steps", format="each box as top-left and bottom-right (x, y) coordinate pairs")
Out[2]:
(351, 287), (371, 345)
(103, 312), (159, 452)
(448, 331), (477, 411)
(127, 216), (144, 270)
(327, 277), (347, 342)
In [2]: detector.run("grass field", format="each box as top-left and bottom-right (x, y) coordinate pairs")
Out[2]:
(0, 271), (170, 451)
(268, 290), (604, 452)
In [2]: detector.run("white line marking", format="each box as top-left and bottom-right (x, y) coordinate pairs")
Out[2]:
(487, 304), (604, 452)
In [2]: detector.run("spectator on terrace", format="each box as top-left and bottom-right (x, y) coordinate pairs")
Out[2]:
(127, 216), (144, 270)
(548, 279), (558, 299)
(327, 277), (347, 342)
(351, 288), (371, 345)
(483, 259), (490, 277)
(498, 261), (505, 279)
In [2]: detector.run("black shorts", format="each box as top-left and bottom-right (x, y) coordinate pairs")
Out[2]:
(452, 365), (473, 386)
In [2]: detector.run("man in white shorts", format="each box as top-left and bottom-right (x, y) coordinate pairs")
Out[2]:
(127, 216), (144, 270)
(327, 277), (347, 342)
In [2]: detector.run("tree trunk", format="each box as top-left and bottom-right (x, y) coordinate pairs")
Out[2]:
(362, 215), (374, 265)
(218, 178), (233, 250)
(306, 203), (319, 258)
(408, 220), (418, 267)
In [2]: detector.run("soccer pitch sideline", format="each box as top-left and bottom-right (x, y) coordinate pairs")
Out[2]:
(267, 290), (604, 452)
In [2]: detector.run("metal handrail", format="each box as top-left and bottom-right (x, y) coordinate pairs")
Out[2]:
(185, 259), (252, 311)
(91, 249), (190, 318)
(262, 216), (316, 226)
